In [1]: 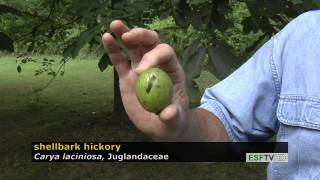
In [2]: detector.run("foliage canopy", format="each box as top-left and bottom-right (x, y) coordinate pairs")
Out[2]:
(1, 0), (319, 105)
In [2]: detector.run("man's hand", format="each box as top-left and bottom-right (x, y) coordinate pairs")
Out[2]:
(102, 20), (228, 142)
(102, 20), (189, 141)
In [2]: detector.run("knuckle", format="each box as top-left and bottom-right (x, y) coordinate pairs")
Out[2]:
(143, 52), (160, 67)
(158, 43), (174, 53)
(144, 51), (157, 61)
(132, 27), (143, 33)
(150, 30), (159, 39)
(128, 28), (138, 35)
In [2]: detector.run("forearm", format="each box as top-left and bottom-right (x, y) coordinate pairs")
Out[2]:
(177, 108), (229, 142)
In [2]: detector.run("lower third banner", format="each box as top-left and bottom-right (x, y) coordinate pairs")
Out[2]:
(32, 142), (288, 162)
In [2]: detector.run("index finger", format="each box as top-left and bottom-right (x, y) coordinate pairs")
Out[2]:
(122, 28), (160, 48)
(110, 20), (130, 37)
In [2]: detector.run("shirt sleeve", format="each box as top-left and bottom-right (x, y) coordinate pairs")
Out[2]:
(199, 35), (281, 142)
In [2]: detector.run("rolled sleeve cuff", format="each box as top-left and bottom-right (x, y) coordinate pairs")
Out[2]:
(199, 100), (238, 142)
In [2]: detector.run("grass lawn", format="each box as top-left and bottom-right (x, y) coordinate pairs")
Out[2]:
(0, 55), (267, 179)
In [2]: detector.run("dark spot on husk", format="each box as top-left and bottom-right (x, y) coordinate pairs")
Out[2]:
(146, 75), (157, 94)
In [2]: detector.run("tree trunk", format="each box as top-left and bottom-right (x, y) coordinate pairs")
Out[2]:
(112, 68), (129, 124)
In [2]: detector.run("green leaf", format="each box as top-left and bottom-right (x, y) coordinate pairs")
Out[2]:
(17, 65), (21, 73)
(63, 25), (100, 59)
(188, 0), (209, 5)
(172, 10), (189, 28)
(213, 4), (232, 31)
(172, 0), (191, 28)
(181, 41), (206, 80)
(21, 58), (27, 64)
(190, 13), (203, 30)
(242, 17), (259, 33)
(112, 32), (128, 56)
(159, 9), (172, 20)
(245, 34), (270, 54)
(0, 4), (22, 16)
(207, 45), (239, 79)
(180, 40), (206, 106)
(98, 53), (112, 72)
(291, 0), (304, 4)
(303, 0), (320, 9)
(48, 71), (57, 77)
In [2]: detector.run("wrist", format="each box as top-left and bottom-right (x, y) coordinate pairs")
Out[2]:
(173, 108), (194, 141)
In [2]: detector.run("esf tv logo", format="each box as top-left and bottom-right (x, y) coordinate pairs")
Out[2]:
(246, 153), (288, 162)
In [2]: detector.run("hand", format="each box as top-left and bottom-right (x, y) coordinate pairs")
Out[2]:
(102, 20), (189, 141)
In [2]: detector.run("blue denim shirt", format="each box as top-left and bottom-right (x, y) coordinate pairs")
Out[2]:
(199, 10), (320, 179)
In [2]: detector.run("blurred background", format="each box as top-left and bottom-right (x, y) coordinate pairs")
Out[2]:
(0, 0), (319, 179)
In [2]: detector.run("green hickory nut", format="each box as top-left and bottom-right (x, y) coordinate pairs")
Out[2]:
(135, 68), (173, 114)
